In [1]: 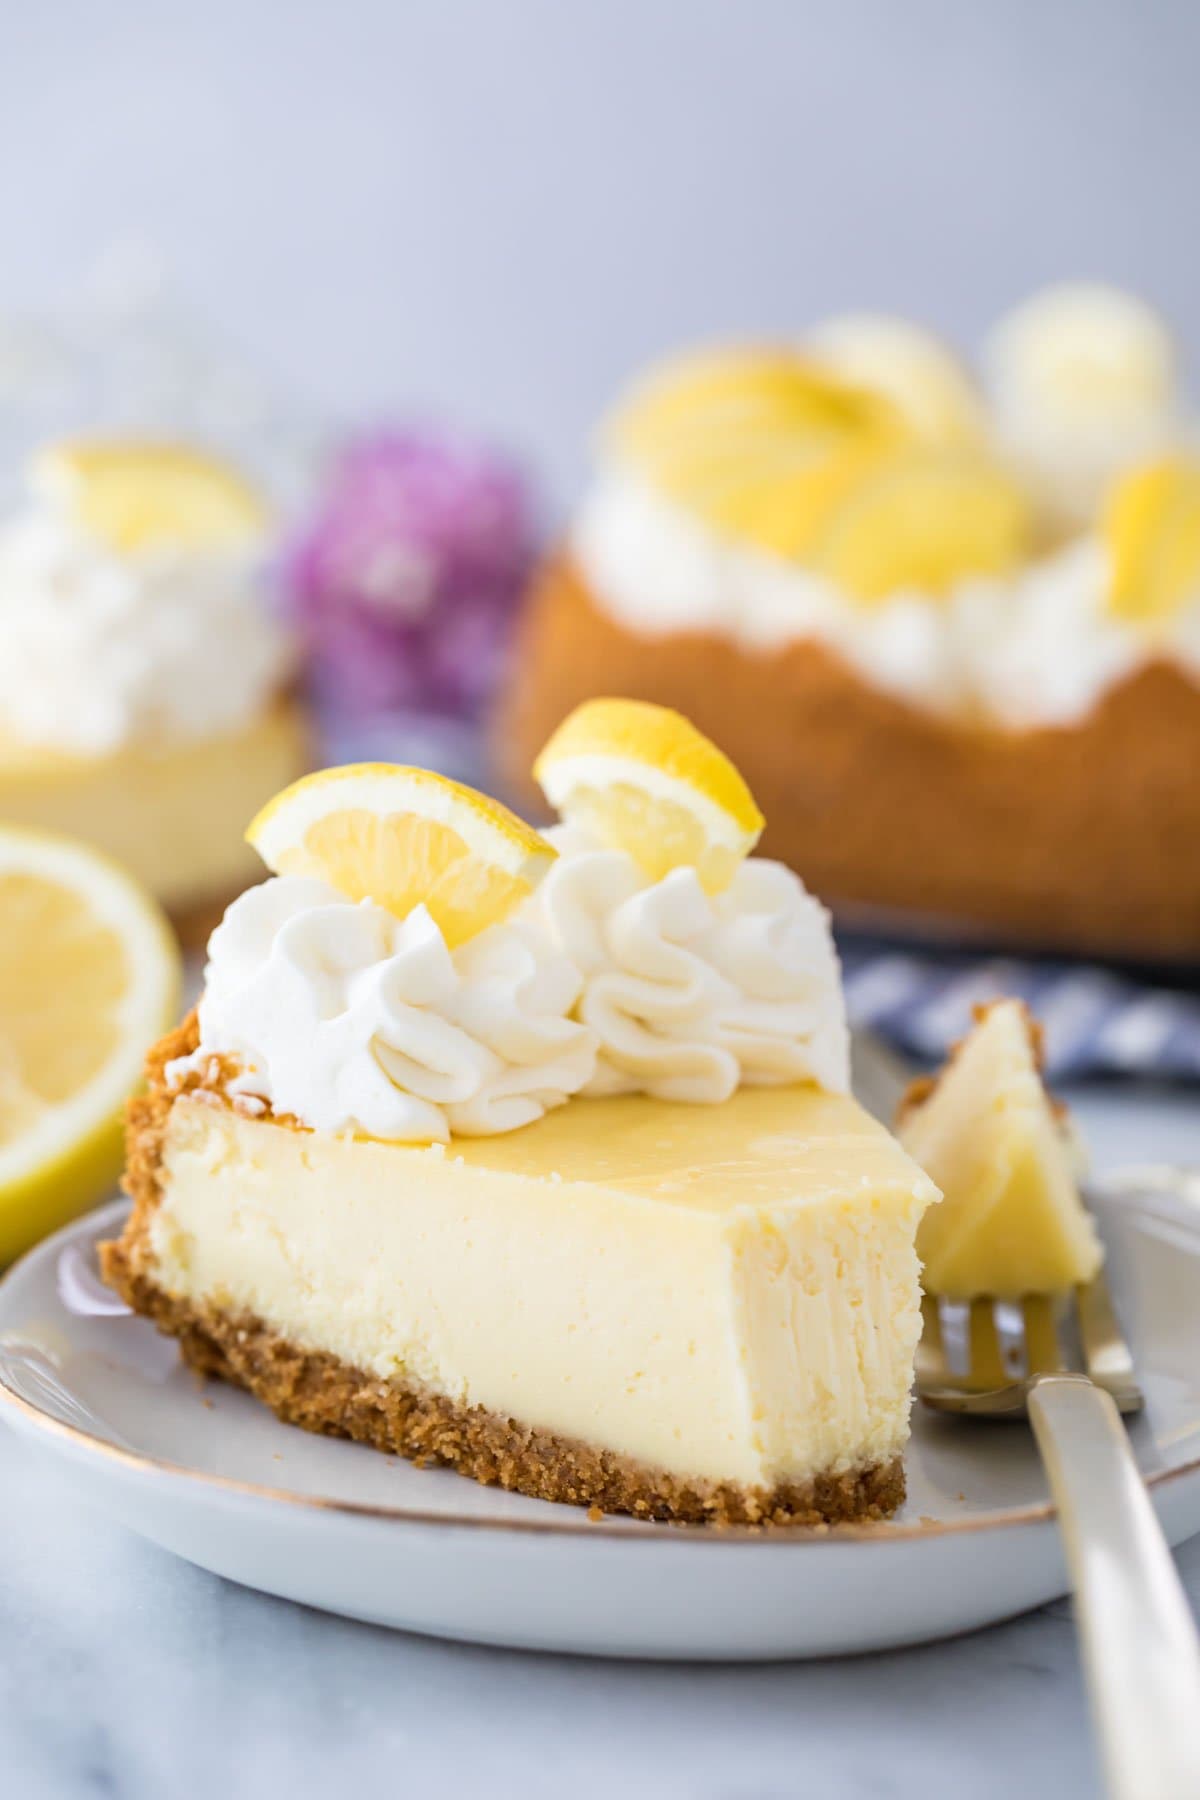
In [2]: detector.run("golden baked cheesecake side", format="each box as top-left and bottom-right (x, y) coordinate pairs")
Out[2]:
(103, 708), (939, 1527)
(0, 697), (311, 940)
(498, 292), (1200, 959)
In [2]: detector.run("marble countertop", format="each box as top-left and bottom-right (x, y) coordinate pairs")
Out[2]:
(2, 1081), (1198, 1800)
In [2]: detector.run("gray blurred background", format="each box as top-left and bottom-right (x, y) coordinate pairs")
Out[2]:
(1, 0), (1194, 498)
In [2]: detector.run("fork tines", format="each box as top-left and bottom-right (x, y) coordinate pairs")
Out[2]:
(917, 1265), (1144, 1418)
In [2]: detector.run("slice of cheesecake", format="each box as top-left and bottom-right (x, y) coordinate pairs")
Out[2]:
(103, 711), (940, 1526)
(104, 1013), (937, 1526)
(899, 999), (1103, 1299)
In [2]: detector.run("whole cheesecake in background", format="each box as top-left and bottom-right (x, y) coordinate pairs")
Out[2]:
(0, 441), (310, 937)
(104, 701), (939, 1526)
(500, 286), (1200, 959)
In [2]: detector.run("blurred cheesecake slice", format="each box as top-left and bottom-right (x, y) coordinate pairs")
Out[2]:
(0, 697), (309, 934)
(0, 440), (310, 934)
(899, 1000), (1103, 1299)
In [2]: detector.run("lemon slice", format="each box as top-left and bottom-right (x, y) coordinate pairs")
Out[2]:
(0, 827), (181, 1266)
(1104, 455), (1200, 624)
(808, 313), (984, 449)
(534, 699), (764, 893)
(246, 764), (556, 947)
(811, 450), (1031, 604)
(605, 346), (906, 560)
(34, 439), (266, 554)
(609, 347), (898, 461)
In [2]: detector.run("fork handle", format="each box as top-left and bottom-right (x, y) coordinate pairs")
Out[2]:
(1028, 1373), (1200, 1800)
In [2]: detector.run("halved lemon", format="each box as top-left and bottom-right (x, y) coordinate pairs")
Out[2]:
(0, 827), (181, 1266)
(533, 699), (764, 893)
(34, 439), (266, 554)
(246, 764), (557, 947)
(1104, 455), (1200, 624)
(810, 450), (1031, 604)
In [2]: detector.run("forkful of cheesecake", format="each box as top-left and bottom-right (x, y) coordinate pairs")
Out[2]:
(888, 1000), (1200, 1800)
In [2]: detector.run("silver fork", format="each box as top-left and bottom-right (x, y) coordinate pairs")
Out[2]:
(918, 1283), (1200, 1799)
(852, 1034), (1200, 1799)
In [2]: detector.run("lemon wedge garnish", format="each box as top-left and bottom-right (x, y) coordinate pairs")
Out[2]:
(1104, 455), (1200, 624)
(246, 764), (556, 947)
(808, 313), (984, 449)
(34, 439), (266, 554)
(606, 346), (906, 560)
(810, 450), (1031, 604)
(0, 826), (181, 1266)
(534, 699), (764, 894)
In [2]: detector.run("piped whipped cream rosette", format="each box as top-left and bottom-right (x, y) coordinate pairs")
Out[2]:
(180, 763), (597, 1142)
(192, 875), (596, 1141)
(531, 700), (849, 1102)
(0, 440), (292, 755)
(185, 705), (850, 1144)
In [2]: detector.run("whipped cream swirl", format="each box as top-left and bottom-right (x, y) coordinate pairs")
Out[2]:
(531, 829), (850, 1103)
(0, 505), (292, 754)
(573, 465), (1200, 728)
(185, 876), (598, 1142)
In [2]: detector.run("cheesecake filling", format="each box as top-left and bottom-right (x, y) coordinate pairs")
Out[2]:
(0, 492), (292, 755)
(144, 1087), (933, 1490)
(572, 464), (1200, 729)
(0, 699), (309, 914)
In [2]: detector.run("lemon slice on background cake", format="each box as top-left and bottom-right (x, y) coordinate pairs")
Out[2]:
(534, 698), (764, 893)
(0, 827), (180, 1265)
(810, 449), (1032, 604)
(247, 764), (557, 947)
(606, 346), (907, 561)
(808, 313), (985, 450)
(608, 346), (899, 459)
(34, 439), (266, 554)
(1104, 454), (1200, 624)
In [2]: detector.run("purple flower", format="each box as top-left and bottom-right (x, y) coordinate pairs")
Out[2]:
(284, 429), (540, 718)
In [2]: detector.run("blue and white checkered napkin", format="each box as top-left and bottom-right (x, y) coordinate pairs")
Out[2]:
(838, 939), (1200, 1082)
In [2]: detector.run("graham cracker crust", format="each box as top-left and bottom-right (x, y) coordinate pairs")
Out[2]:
(497, 554), (1200, 959)
(100, 1017), (905, 1529)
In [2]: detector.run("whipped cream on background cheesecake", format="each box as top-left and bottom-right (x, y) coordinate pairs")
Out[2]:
(0, 442), (308, 924)
(104, 711), (939, 1525)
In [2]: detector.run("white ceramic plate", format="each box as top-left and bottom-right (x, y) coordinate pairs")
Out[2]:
(2, 1176), (1200, 1661)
